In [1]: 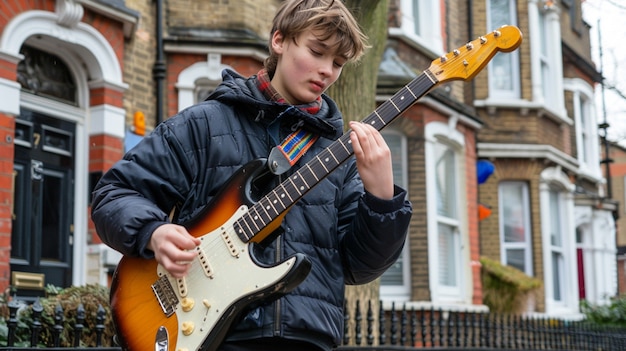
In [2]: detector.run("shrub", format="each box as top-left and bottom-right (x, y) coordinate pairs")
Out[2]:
(0, 284), (116, 347)
(581, 296), (626, 327)
(480, 256), (542, 314)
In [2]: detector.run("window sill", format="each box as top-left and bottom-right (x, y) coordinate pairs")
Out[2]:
(474, 98), (572, 126)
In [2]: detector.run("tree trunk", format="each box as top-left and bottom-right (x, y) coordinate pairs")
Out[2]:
(326, 0), (388, 346)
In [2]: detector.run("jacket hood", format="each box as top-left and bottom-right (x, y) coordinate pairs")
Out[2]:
(207, 69), (344, 140)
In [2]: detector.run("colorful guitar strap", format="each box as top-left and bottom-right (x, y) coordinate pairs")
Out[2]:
(268, 128), (318, 175)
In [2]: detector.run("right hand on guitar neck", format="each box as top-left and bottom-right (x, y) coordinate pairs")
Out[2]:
(147, 223), (201, 278)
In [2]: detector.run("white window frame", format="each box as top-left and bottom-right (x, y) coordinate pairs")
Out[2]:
(486, 0), (521, 99)
(176, 53), (230, 111)
(539, 167), (578, 315)
(380, 129), (411, 301)
(425, 121), (469, 303)
(528, 0), (566, 116)
(498, 181), (533, 276)
(390, 0), (444, 55)
(564, 78), (601, 179)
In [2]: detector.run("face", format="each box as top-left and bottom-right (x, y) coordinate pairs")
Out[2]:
(270, 30), (347, 105)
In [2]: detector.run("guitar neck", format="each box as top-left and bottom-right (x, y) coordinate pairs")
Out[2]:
(234, 70), (438, 242)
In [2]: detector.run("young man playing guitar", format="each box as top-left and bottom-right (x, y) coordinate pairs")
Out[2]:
(91, 1), (412, 350)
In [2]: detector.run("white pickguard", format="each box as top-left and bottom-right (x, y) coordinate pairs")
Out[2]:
(155, 205), (297, 351)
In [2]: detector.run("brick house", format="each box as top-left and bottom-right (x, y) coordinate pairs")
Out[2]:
(472, 0), (617, 316)
(380, 0), (485, 308)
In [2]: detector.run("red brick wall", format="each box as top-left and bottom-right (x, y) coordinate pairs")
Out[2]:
(618, 257), (626, 295)
(0, 113), (15, 289)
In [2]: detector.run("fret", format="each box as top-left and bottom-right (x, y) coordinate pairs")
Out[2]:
(259, 196), (278, 223)
(309, 160), (328, 180)
(424, 69), (437, 84)
(291, 173), (309, 194)
(405, 84), (418, 99)
(236, 217), (253, 241)
(247, 205), (265, 232)
(275, 183), (294, 203)
(233, 222), (244, 241)
(335, 137), (352, 156)
(287, 176), (304, 197)
(325, 147), (340, 165)
(372, 110), (385, 127)
(316, 155), (330, 173)
(304, 163), (320, 182)
(268, 190), (287, 212)
(258, 196), (277, 221)
(388, 98), (401, 112)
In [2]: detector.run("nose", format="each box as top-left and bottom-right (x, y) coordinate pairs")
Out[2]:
(318, 58), (334, 77)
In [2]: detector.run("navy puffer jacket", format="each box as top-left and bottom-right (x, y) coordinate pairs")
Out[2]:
(91, 69), (412, 350)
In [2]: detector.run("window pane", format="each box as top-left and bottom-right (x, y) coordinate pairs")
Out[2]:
(17, 45), (77, 105)
(380, 132), (406, 287)
(488, 0), (515, 92)
(491, 54), (514, 91)
(412, 1), (421, 35)
(489, 0), (512, 28)
(552, 251), (563, 301)
(381, 259), (403, 285)
(580, 96), (591, 164)
(501, 183), (527, 243)
(435, 143), (456, 218)
(500, 181), (532, 275)
(438, 223), (457, 286)
(506, 249), (526, 272)
(385, 134), (404, 185)
(549, 191), (562, 247)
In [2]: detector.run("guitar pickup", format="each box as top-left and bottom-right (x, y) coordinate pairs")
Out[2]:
(197, 246), (214, 278)
(221, 227), (239, 257)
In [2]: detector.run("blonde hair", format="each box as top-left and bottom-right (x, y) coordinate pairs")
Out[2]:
(265, 0), (368, 76)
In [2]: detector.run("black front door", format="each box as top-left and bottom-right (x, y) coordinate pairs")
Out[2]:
(12, 109), (75, 295)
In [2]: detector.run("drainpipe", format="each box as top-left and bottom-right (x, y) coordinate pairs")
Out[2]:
(153, 0), (166, 125)
(597, 19), (612, 199)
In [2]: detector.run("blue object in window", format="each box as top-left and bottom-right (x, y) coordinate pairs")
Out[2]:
(477, 160), (495, 184)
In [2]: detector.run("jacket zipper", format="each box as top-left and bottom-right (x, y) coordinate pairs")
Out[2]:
(274, 173), (283, 337)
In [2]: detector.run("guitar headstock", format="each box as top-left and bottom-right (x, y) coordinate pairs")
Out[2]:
(429, 25), (523, 84)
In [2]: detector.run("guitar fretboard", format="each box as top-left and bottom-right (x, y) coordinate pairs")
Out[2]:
(233, 70), (437, 242)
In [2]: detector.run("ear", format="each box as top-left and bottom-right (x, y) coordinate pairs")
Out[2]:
(271, 30), (285, 54)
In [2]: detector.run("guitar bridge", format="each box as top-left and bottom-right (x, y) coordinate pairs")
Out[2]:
(152, 275), (179, 317)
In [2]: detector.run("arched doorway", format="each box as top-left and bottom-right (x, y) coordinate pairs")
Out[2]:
(1, 8), (128, 292)
(11, 45), (78, 295)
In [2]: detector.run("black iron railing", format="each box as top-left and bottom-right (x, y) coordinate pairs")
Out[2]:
(340, 300), (626, 350)
(3, 298), (626, 350)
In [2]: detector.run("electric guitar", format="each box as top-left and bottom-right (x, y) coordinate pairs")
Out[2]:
(109, 25), (522, 351)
